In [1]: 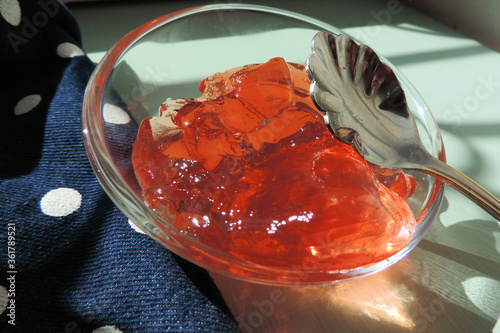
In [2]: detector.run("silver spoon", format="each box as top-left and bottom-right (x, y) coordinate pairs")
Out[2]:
(306, 31), (500, 220)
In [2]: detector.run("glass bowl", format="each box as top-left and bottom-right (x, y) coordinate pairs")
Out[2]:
(82, 4), (445, 285)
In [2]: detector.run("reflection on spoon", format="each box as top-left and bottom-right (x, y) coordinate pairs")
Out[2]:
(306, 31), (500, 221)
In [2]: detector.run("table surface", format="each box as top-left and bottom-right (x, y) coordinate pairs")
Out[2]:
(69, 1), (500, 332)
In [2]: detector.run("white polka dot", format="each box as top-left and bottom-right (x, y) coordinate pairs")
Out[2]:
(0, 285), (8, 315)
(128, 219), (146, 234)
(40, 187), (82, 217)
(92, 325), (123, 333)
(0, 0), (21, 26)
(103, 103), (131, 125)
(56, 42), (85, 58)
(14, 94), (42, 115)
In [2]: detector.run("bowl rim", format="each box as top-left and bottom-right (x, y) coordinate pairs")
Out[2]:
(82, 3), (446, 285)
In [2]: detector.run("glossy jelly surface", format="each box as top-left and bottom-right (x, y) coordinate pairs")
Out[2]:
(132, 57), (416, 272)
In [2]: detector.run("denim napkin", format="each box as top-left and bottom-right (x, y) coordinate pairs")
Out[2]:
(0, 1), (237, 331)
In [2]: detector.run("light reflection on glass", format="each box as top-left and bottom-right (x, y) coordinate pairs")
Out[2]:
(322, 270), (416, 329)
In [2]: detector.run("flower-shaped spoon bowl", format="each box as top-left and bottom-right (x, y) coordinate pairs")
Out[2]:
(306, 31), (500, 220)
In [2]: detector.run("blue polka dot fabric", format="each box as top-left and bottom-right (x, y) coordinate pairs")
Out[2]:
(0, 1), (237, 331)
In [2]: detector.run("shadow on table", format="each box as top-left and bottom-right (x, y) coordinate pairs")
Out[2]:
(210, 197), (500, 333)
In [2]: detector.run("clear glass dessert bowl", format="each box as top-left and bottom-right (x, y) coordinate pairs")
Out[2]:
(82, 4), (445, 285)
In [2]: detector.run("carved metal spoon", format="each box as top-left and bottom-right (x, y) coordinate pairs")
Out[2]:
(306, 31), (500, 220)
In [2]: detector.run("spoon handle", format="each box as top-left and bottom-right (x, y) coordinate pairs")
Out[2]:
(420, 155), (500, 220)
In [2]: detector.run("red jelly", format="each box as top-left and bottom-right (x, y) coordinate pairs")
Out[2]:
(132, 57), (416, 272)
